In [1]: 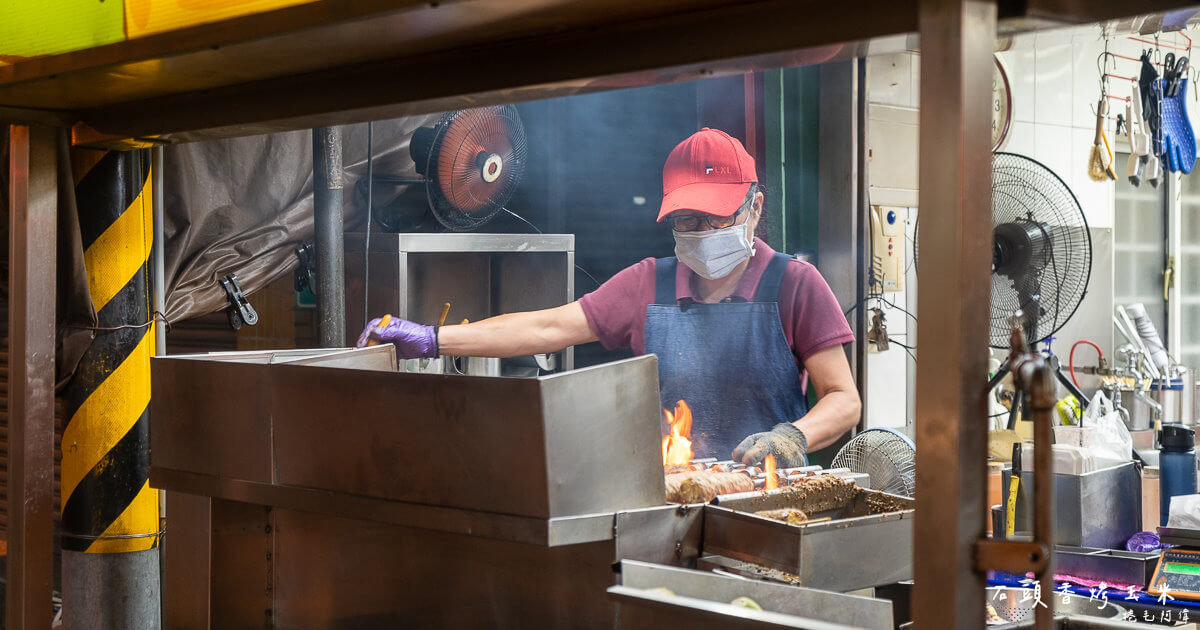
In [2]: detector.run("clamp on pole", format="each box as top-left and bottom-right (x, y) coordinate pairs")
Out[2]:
(220, 273), (258, 330)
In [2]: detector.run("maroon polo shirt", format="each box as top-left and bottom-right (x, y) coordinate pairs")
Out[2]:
(578, 238), (854, 368)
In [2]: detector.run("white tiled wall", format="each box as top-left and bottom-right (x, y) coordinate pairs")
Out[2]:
(860, 26), (1161, 430)
(1004, 28), (1116, 230)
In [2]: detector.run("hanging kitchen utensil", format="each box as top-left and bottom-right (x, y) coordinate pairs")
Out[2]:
(1129, 84), (1152, 186)
(1126, 99), (1143, 186)
(1088, 98), (1111, 181)
(831, 428), (915, 497)
(1140, 51), (1164, 162)
(1100, 116), (1119, 181)
(1157, 56), (1196, 174)
(1147, 150), (1164, 187)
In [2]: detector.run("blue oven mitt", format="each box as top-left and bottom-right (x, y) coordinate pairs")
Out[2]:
(1158, 77), (1197, 174)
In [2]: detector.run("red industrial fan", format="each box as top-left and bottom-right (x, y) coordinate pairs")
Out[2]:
(359, 105), (528, 232)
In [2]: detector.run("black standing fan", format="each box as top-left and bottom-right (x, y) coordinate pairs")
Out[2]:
(989, 152), (1092, 350)
(358, 105), (528, 232)
(916, 152), (1093, 421)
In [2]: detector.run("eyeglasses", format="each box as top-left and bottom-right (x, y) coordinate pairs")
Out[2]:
(667, 206), (745, 233)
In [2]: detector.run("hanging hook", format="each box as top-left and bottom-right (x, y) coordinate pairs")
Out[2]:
(1098, 39), (1113, 98)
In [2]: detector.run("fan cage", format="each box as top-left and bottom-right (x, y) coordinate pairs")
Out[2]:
(423, 104), (527, 231)
(990, 152), (1092, 348)
(831, 428), (916, 497)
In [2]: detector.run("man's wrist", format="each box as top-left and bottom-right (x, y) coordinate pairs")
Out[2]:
(774, 422), (808, 453)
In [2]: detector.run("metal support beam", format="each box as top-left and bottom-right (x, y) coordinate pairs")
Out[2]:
(312, 126), (346, 348)
(816, 61), (863, 385)
(7, 124), (58, 630)
(61, 148), (161, 629)
(152, 147), (166, 354)
(912, 0), (996, 628)
(150, 145), (168, 621)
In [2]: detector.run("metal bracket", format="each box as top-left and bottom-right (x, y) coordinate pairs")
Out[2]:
(294, 244), (316, 293)
(220, 273), (258, 331)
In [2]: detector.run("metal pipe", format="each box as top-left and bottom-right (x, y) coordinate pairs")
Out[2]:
(61, 148), (161, 630)
(150, 144), (168, 621)
(152, 146), (166, 354)
(312, 126), (346, 347)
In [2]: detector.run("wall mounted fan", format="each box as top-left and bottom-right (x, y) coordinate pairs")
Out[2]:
(358, 105), (528, 232)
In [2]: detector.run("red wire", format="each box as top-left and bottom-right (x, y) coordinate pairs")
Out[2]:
(1130, 37), (1191, 51)
(1107, 53), (1168, 68)
(1069, 339), (1104, 389)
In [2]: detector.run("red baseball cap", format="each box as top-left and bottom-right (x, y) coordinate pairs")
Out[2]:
(657, 128), (758, 222)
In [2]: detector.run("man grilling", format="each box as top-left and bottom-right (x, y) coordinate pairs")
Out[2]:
(357, 128), (860, 467)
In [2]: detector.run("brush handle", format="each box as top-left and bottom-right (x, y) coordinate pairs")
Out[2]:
(1093, 98), (1107, 145)
(365, 314), (392, 347)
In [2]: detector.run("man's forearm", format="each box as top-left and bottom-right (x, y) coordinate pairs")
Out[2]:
(436, 302), (597, 357)
(793, 390), (862, 452)
(437, 312), (557, 357)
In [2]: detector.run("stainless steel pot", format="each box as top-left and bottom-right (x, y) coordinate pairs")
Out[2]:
(1128, 390), (1160, 431)
(449, 356), (502, 376)
(1112, 387), (1158, 431)
(1151, 377), (1185, 425)
(465, 356), (501, 376)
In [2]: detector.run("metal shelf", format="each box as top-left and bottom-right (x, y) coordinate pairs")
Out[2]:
(1, 0), (1191, 146)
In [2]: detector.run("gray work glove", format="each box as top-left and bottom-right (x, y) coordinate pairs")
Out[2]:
(732, 423), (809, 468)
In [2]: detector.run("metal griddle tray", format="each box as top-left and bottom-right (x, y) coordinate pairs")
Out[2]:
(609, 560), (891, 630)
(702, 488), (915, 592)
(151, 352), (666, 547)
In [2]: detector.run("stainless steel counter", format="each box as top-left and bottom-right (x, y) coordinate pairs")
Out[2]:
(151, 347), (912, 628)
(152, 349), (674, 628)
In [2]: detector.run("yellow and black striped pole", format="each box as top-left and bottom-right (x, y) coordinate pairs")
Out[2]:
(61, 149), (161, 626)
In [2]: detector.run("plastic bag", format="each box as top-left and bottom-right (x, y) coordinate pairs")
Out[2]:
(1082, 391), (1134, 468)
(1054, 391), (1133, 470)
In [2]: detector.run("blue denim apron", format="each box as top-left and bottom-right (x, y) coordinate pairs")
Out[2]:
(645, 253), (809, 462)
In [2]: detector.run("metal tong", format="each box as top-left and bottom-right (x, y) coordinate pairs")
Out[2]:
(1164, 52), (1190, 98)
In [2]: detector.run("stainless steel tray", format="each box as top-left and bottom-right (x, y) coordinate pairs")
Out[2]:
(1054, 546), (1160, 587)
(702, 488), (915, 592)
(151, 352), (665, 536)
(609, 560), (890, 630)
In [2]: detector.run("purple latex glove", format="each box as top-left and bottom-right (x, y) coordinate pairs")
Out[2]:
(1126, 531), (1162, 553)
(355, 316), (438, 359)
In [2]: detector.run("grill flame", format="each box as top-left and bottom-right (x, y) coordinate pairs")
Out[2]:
(662, 400), (694, 466)
(763, 454), (778, 490)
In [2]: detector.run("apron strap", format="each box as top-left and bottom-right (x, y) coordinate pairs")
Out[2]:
(753, 252), (794, 303)
(654, 257), (678, 305)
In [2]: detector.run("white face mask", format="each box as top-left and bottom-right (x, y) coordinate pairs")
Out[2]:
(673, 222), (754, 279)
